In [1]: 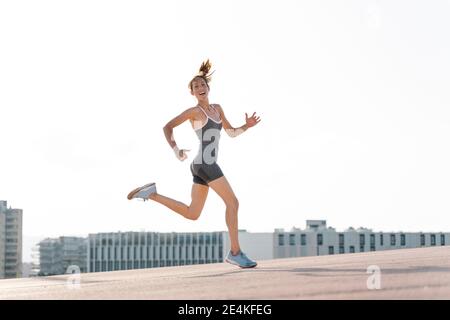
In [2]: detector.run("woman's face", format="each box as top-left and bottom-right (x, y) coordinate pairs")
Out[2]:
(191, 78), (209, 101)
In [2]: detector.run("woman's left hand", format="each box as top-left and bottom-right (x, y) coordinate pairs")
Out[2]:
(245, 112), (261, 128)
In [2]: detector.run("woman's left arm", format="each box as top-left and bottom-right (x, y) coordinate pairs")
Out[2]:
(216, 104), (261, 138)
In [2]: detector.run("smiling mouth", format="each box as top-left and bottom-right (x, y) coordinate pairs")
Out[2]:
(200, 92), (206, 96)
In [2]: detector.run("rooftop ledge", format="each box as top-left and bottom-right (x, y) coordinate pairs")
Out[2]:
(1, 246), (450, 299)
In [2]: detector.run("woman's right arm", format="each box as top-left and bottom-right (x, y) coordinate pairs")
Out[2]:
(163, 107), (195, 160)
(163, 107), (195, 148)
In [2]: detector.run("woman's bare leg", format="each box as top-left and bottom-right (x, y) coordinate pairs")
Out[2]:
(207, 176), (240, 255)
(148, 183), (209, 220)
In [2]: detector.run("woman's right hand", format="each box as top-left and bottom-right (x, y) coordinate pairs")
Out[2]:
(173, 146), (190, 161)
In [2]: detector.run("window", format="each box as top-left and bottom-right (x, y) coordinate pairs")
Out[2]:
(360, 246), (365, 252)
(420, 234), (425, 246)
(289, 234), (296, 246)
(317, 234), (323, 246)
(186, 235), (191, 245)
(199, 234), (204, 245)
(90, 248), (94, 259)
(179, 235), (184, 246)
(349, 246), (355, 253)
(205, 246), (209, 258)
(301, 234), (307, 246)
(166, 246), (169, 260)
(134, 233), (139, 245)
(278, 234), (285, 246)
(401, 234), (406, 246)
(380, 234), (384, 246)
(193, 235), (197, 245)
(431, 234), (436, 246)
(212, 233), (217, 245)
(160, 235), (165, 246)
(359, 234), (365, 246)
(206, 234), (211, 245)
(390, 234), (396, 246)
(134, 247), (137, 259)
(370, 246), (376, 251)
(339, 246), (345, 254)
(199, 247), (203, 259)
(101, 247), (104, 260)
(219, 247), (223, 259)
(441, 234), (446, 246)
(166, 235), (171, 245)
(339, 234), (344, 246)
(328, 246), (334, 255)
(147, 234), (152, 245)
(370, 234), (375, 246)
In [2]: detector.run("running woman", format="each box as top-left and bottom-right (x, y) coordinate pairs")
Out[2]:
(127, 60), (261, 268)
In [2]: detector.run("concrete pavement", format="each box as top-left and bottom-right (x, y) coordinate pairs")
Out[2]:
(1, 246), (450, 299)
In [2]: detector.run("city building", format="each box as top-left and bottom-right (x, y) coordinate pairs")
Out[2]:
(273, 220), (450, 258)
(87, 231), (226, 272)
(38, 237), (87, 276)
(0, 200), (23, 279)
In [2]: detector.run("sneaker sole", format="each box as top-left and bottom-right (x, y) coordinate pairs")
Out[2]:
(225, 258), (257, 269)
(127, 183), (156, 200)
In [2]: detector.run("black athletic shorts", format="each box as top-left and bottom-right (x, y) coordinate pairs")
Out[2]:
(190, 162), (224, 186)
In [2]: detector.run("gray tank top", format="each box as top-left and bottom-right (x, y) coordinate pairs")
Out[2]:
(193, 105), (222, 165)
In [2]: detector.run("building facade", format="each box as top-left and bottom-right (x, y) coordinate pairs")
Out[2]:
(87, 231), (226, 273)
(38, 237), (87, 276)
(273, 220), (450, 258)
(0, 200), (23, 279)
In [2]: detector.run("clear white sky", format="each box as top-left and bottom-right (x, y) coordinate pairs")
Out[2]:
(1, 1), (449, 262)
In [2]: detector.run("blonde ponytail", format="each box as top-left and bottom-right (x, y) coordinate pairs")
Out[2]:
(189, 59), (215, 90)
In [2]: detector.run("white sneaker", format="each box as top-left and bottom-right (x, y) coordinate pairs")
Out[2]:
(127, 182), (157, 201)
